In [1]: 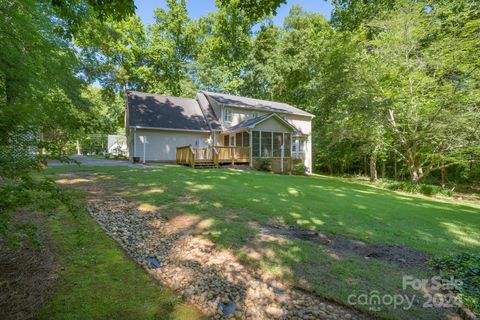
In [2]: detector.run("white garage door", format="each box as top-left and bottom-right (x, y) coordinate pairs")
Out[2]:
(134, 130), (210, 161)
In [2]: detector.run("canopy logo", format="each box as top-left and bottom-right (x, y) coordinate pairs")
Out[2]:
(347, 276), (463, 312)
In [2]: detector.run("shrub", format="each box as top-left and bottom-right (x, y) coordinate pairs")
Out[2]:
(0, 176), (68, 247)
(377, 179), (453, 196)
(293, 163), (307, 175)
(430, 253), (480, 316)
(255, 158), (272, 172)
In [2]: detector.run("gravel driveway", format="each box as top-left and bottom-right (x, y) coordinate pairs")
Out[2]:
(47, 155), (130, 167)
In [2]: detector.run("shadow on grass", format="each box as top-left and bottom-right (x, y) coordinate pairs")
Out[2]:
(45, 165), (480, 319)
(37, 185), (205, 320)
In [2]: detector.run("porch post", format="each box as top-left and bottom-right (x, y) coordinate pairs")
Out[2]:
(259, 130), (262, 158)
(281, 132), (284, 173)
(271, 131), (273, 158)
(249, 130), (253, 167)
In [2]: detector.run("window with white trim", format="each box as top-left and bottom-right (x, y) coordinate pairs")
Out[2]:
(224, 108), (232, 122)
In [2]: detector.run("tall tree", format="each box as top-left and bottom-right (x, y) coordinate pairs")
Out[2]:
(193, 2), (256, 93)
(74, 15), (146, 93)
(142, 0), (199, 97)
(363, 0), (480, 182)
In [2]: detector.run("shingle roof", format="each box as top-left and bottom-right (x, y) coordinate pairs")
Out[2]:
(227, 114), (272, 131)
(196, 93), (222, 130)
(227, 113), (300, 133)
(127, 91), (210, 131)
(202, 91), (313, 117)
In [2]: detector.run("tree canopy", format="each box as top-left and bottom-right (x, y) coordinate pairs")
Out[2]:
(1, 0), (479, 186)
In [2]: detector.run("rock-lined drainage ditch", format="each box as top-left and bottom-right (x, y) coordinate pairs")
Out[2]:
(87, 198), (361, 320)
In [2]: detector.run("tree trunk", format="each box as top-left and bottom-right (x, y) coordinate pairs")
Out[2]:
(410, 166), (424, 183)
(369, 156), (378, 182)
(394, 154), (397, 180)
(76, 140), (81, 155)
(364, 156), (367, 177)
(441, 167), (446, 188)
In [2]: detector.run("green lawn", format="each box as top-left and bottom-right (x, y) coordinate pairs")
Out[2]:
(45, 165), (480, 319)
(38, 187), (204, 320)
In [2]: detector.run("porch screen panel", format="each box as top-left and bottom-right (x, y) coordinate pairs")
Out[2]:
(242, 132), (250, 146)
(236, 132), (243, 146)
(261, 131), (272, 157)
(273, 133), (283, 157)
(252, 131), (260, 157)
(284, 133), (291, 157)
(223, 135), (229, 146)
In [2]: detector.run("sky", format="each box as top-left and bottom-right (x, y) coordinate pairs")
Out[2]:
(134, 0), (334, 26)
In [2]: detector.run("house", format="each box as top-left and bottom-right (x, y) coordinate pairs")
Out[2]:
(107, 134), (128, 156)
(125, 91), (313, 173)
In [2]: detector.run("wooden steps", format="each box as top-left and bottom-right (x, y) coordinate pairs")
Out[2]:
(193, 160), (217, 168)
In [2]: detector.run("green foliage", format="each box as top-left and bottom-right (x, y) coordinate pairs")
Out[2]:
(0, 0), (133, 178)
(144, 0), (199, 96)
(216, 0), (286, 21)
(377, 179), (453, 197)
(45, 165), (480, 318)
(38, 187), (204, 319)
(255, 158), (272, 171)
(293, 163), (307, 175)
(4, 0), (478, 191)
(431, 253), (480, 315)
(0, 176), (65, 246)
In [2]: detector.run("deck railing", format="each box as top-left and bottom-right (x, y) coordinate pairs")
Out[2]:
(176, 146), (196, 167)
(215, 146), (250, 164)
(176, 146), (250, 167)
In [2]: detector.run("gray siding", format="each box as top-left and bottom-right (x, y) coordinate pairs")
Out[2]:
(132, 129), (211, 162)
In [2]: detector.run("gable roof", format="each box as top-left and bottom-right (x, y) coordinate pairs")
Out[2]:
(202, 91), (313, 117)
(127, 91), (210, 132)
(226, 113), (299, 133)
(196, 93), (222, 130)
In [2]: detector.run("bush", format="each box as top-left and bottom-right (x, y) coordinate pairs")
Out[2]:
(377, 179), (453, 196)
(255, 158), (272, 172)
(0, 176), (67, 247)
(430, 253), (480, 315)
(293, 163), (307, 175)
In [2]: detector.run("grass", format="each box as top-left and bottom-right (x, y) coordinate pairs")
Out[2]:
(38, 187), (204, 320)
(45, 165), (480, 319)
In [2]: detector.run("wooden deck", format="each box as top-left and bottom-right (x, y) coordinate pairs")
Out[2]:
(176, 146), (250, 168)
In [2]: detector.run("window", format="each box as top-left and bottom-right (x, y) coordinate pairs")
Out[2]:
(224, 108), (232, 122)
(284, 133), (291, 157)
(229, 134), (235, 146)
(223, 135), (229, 146)
(261, 131), (272, 157)
(299, 139), (305, 152)
(292, 138), (305, 153)
(252, 112), (258, 118)
(273, 133), (283, 157)
(242, 132), (250, 147)
(236, 132), (243, 146)
(252, 131), (260, 157)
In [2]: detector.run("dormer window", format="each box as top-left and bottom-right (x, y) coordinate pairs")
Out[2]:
(252, 112), (258, 118)
(224, 108), (232, 122)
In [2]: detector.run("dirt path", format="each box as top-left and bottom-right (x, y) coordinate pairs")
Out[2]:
(56, 172), (364, 320)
